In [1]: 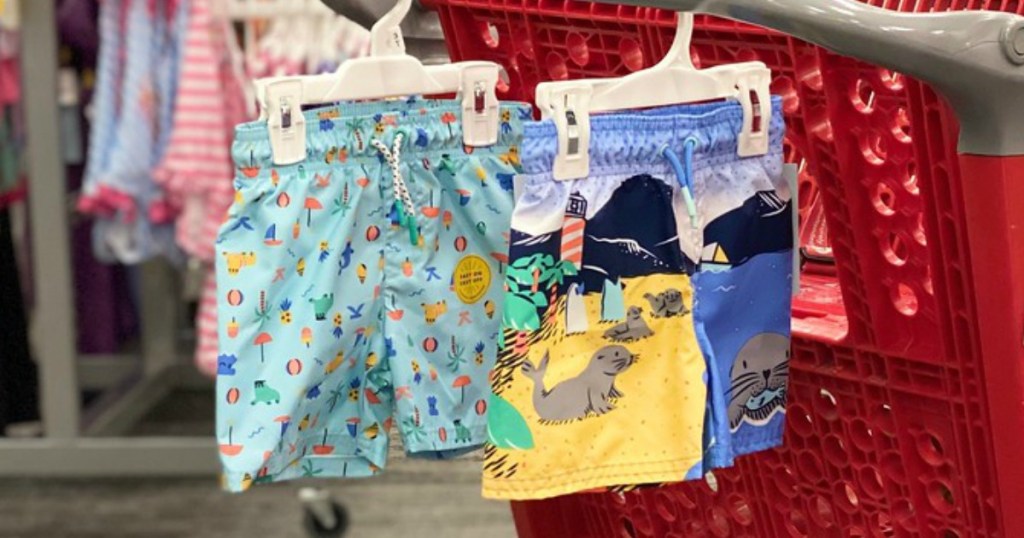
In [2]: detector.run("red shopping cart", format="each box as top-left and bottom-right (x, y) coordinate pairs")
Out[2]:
(422, 0), (1024, 536)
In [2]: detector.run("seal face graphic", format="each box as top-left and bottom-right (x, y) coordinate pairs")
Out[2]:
(454, 255), (491, 304)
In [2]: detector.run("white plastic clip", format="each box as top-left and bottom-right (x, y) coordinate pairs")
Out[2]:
(460, 64), (500, 147)
(551, 87), (592, 181)
(736, 71), (772, 157)
(266, 79), (307, 165)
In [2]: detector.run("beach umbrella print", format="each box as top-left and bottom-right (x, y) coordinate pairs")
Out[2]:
(254, 333), (272, 363)
(421, 191), (440, 218)
(220, 426), (244, 456)
(304, 198), (323, 227)
(387, 296), (404, 321)
(313, 429), (335, 455)
(240, 150), (260, 178)
(274, 415), (291, 437)
(440, 111), (457, 137)
(452, 375), (472, 404)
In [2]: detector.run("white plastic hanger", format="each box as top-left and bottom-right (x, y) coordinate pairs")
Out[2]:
(535, 13), (772, 181)
(255, 0), (502, 165)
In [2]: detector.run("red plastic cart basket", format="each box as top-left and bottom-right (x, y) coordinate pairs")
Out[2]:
(422, 0), (1024, 536)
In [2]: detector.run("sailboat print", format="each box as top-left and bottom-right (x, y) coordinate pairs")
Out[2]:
(264, 224), (283, 246)
(565, 283), (588, 335)
(601, 278), (626, 322)
(701, 242), (732, 272)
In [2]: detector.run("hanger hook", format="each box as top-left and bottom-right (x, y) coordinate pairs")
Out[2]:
(656, 12), (696, 70)
(370, 0), (412, 56)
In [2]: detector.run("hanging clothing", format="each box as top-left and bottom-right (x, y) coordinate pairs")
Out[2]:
(78, 0), (186, 264)
(0, 208), (39, 434)
(0, 25), (24, 208)
(154, 0), (239, 262)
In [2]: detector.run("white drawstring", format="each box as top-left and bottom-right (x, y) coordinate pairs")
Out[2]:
(372, 134), (419, 245)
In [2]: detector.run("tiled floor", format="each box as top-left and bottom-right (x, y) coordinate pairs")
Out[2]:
(0, 390), (516, 538)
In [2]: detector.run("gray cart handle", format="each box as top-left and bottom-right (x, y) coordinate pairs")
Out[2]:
(592, 0), (1024, 156)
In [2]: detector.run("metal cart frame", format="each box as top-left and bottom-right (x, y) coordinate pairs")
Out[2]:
(0, 0), (215, 477)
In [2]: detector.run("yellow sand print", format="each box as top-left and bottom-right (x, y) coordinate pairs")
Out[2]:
(484, 275), (706, 500)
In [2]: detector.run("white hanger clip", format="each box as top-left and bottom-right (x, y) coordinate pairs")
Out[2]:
(736, 70), (772, 157)
(266, 79), (307, 165)
(536, 12), (772, 182)
(260, 0), (503, 162)
(461, 64), (500, 147)
(550, 87), (593, 181)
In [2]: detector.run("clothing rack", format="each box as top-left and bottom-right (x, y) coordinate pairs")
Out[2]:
(0, 0), (431, 478)
(0, 0), (214, 476)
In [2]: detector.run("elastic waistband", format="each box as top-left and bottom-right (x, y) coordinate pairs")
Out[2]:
(522, 97), (785, 177)
(233, 98), (533, 167)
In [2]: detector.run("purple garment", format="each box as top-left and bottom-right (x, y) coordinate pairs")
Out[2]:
(68, 163), (140, 354)
(58, 0), (140, 353)
(58, 0), (100, 66)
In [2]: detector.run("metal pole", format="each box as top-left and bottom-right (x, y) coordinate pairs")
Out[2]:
(20, 0), (80, 438)
(593, 0), (1024, 157)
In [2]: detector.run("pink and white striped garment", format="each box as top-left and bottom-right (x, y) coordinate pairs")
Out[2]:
(153, 0), (239, 262)
(155, 0), (248, 376)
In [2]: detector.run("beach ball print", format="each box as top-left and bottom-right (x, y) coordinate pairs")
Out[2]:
(438, 427), (448, 442)
(286, 359), (302, 376)
(423, 337), (438, 353)
(366, 225), (381, 242)
(475, 399), (487, 416)
(226, 387), (240, 405)
(226, 289), (244, 306)
(454, 236), (468, 252)
(277, 192), (291, 208)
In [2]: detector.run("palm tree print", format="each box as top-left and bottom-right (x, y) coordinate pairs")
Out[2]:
(346, 119), (366, 151)
(327, 380), (346, 412)
(401, 417), (426, 444)
(301, 460), (323, 478)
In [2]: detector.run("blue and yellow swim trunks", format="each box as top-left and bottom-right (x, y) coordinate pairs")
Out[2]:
(483, 99), (791, 500)
(215, 99), (531, 491)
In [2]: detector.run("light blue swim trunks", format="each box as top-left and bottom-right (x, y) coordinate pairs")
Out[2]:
(215, 98), (531, 491)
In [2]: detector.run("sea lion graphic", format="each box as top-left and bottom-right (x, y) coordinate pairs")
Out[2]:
(643, 288), (689, 318)
(603, 306), (654, 342)
(521, 345), (638, 423)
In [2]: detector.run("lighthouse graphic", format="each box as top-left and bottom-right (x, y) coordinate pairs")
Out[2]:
(560, 193), (588, 270)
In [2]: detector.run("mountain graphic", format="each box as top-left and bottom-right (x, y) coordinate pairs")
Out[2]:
(509, 175), (695, 293)
(703, 191), (793, 268)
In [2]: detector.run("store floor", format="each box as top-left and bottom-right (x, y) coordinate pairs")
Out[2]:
(0, 390), (516, 538)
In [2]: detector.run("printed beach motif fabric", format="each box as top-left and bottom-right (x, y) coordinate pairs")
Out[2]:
(483, 116), (711, 500)
(78, 0), (187, 264)
(483, 99), (792, 500)
(215, 99), (531, 492)
(689, 98), (792, 469)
